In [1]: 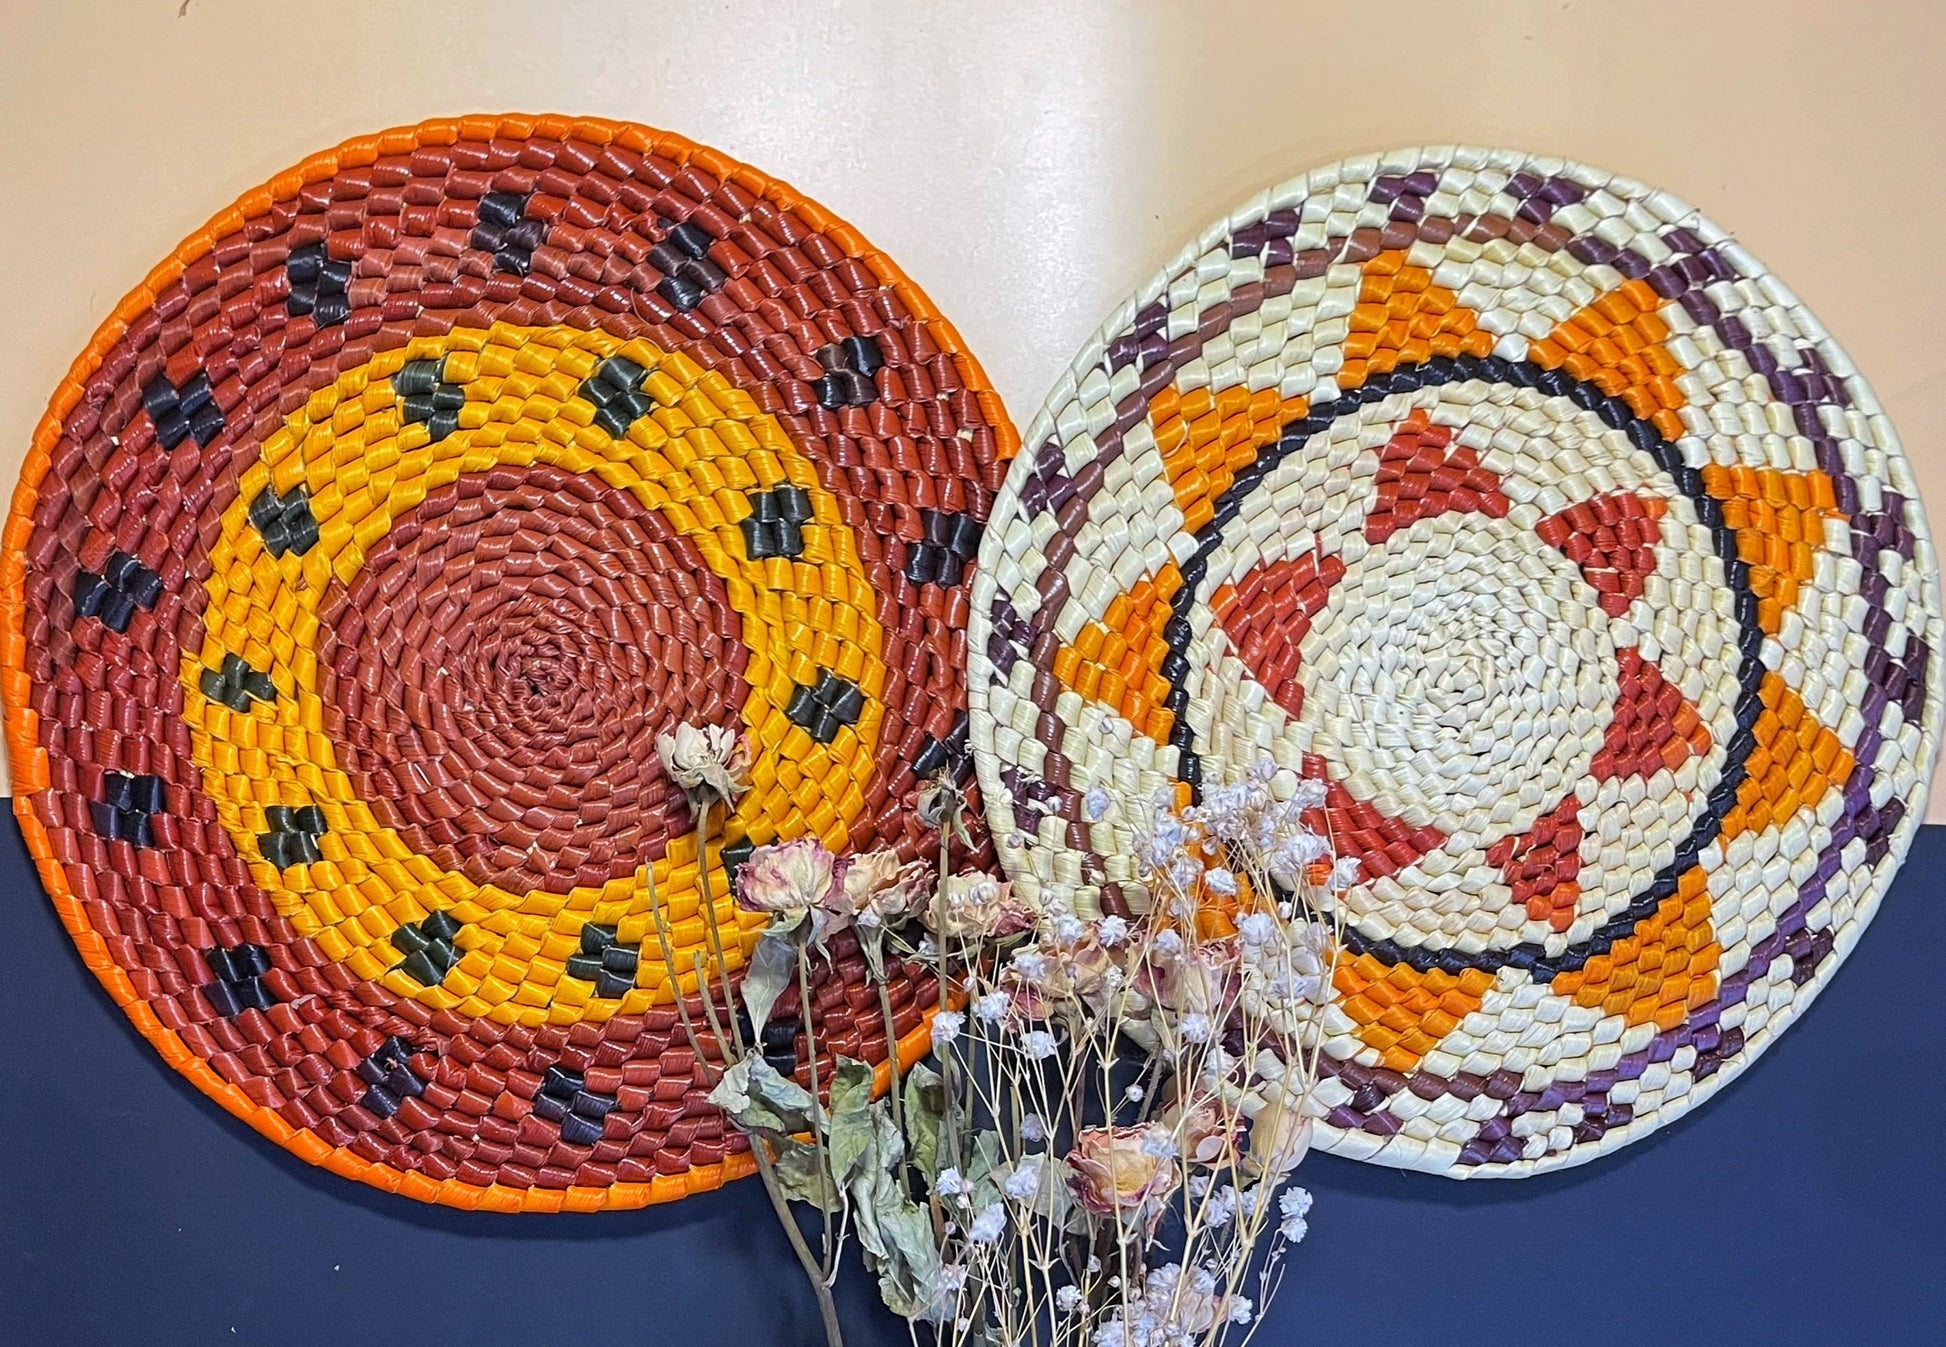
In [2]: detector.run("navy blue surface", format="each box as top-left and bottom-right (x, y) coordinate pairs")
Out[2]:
(3, 812), (1941, 1346)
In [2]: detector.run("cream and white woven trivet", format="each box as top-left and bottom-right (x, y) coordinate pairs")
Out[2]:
(968, 147), (1942, 1176)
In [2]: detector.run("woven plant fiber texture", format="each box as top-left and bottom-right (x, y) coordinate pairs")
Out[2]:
(1, 114), (1015, 1211)
(968, 146), (1942, 1176)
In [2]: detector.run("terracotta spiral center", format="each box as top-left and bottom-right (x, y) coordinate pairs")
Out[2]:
(320, 464), (745, 894)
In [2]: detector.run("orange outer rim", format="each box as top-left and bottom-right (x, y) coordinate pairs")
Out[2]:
(0, 112), (1012, 1213)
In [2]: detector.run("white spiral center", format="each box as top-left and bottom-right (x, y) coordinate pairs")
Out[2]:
(1296, 510), (1614, 848)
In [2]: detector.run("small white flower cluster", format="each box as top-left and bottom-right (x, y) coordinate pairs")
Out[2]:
(908, 759), (1337, 1345)
(967, 1203), (1006, 1244)
(1278, 1184), (1313, 1244)
(654, 724), (1338, 1347)
(1084, 1263), (1254, 1347)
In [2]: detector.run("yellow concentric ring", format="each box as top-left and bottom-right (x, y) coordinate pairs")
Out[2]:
(184, 323), (885, 1026)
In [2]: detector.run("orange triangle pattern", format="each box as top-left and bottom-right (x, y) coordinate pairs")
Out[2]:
(1526, 278), (1686, 441)
(1593, 648), (1713, 781)
(1051, 564), (1184, 745)
(1303, 756), (1446, 882)
(1344, 251), (1496, 388)
(1149, 386), (1308, 534)
(1700, 465), (1842, 636)
(1719, 672), (1855, 841)
(1335, 953), (1494, 1076)
(1549, 866), (1720, 1030)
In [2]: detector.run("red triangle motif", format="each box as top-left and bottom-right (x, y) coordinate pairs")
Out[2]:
(1535, 491), (1666, 618)
(1486, 794), (1586, 932)
(1591, 648), (1712, 781)
(1364, 410), (1510, 545)
(1213, 550), (1345, 718)
(1299, 755), (1446, 883)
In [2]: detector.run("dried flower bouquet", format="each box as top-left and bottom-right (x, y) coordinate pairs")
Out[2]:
(657, 724), (1346, 1347)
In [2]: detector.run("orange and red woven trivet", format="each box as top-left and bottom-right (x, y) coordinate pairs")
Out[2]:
(1, 115), (1011, 1210)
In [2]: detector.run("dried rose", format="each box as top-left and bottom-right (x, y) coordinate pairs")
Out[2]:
(655, 722), (750, 803)
(914, 774), (964, 831)
(736, 838), (844, 917)
(1243, 1094), (1313, 1180)
(1062, 934), (1121, 1011)
(993, 935), (1118, 1022)
(834, 847), (930, 928)
(992, 889), (1038, 939)
(996, 963), (1061, 1021)
(1066, 1124), (1181, 1218)
(1164, 1096), (1240, 1168)
(1144, 938), (1240, 1020)
(918, 871), (1036, 940)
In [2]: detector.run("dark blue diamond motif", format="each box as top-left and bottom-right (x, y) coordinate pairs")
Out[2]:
(470, 192), (542, 276)
(73, 551), (162, 634)
(535, 1063), (618, 1147)
(259, 803), (327, 869)
(903, 508), (982, 588)
(394, 356), (466, 443)
(813, 334), (883, 409)
(199, 652), (278, 712)
(286, 242), (351, 328)
(650, 217), (727, 314)
(247, 483), (319, 559)
(389, 909), (463, 986)
(576, 355), (659, 439)
(142, 370), (225, 449)
(784, 669), (866, 745)
(90, 771), (165, 848)
(356, 1036), (429, 1120)
(740, 485), (814, 560)
(202, 942), (277, 1018)
(566, 922), (642, 1000)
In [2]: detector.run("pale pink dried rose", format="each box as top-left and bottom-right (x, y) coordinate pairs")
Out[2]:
(997, 963), (1060, 1021)
(655, 722), (751, 802)
(1066, 1124), (1181, 1218)
(736, 838), (844, 916)
(1165, 1096), (1240, 1168)
(1062, 935), (1120, 1011)
(1143, 937), (1240, 1021)
(836, 847), (931, 928)
(1244, 1095), (1314, 1180)
(991, 887), (1038, 938)
(918, 872), (1036, 940)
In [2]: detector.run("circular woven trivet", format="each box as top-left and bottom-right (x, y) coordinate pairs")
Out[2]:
(969, 147), (1942, 1176)
(3, 114), (1014, 1210)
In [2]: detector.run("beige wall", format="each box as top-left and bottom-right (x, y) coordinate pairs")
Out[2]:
(2, 0), (1942, 813)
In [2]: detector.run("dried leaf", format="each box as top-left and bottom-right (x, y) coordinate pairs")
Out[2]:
(825, 1056), (879, 1186)
(871, 1193), (943, 1319)
(767, 1136), (843, 1213)
(965, 1129), (1006, 1209)
(850, 1104), (941, 1320)
(902, 1061), (946, 1182)
(739, 927), (795, 1038)
(706, 1057), (818, 1134)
